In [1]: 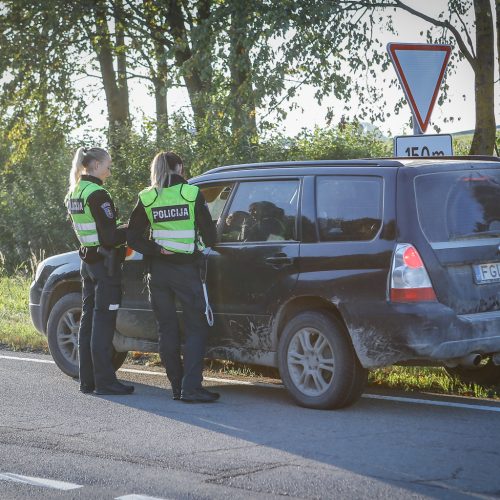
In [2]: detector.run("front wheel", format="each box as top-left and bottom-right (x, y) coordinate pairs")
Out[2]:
(278, 311), (367, 410)
(47, 292), (128, 378)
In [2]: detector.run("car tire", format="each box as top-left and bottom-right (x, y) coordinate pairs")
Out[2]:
(445, 358), (500, 387)
(278, 311), (367, 409)
(47, 292), (128, 378)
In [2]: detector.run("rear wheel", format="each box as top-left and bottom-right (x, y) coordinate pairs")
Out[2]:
(445, 357), (500, 387)
(278, 311), (367, 409)
(47, 292), (128, 378)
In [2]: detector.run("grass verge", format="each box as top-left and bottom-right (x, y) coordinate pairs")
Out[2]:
(369, 365), (499, 399)
(0, 275), (48, 353)
(1, 275), (499, 399)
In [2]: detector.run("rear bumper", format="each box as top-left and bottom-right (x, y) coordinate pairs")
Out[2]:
(429, 310), (500, 359)
(345, 302), (500, 368)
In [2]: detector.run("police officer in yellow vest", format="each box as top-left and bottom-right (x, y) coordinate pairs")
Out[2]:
(66, 147), (134, 396)
(127, 151), (218, 402)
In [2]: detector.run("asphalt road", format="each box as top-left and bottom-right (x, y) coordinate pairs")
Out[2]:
(1, 350), (500, 500)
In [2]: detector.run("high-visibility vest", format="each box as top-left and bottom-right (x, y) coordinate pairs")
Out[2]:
(139, 183), (201, 254)
(66, 180), (107, 247)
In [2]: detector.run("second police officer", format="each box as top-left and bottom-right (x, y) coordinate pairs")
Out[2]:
(66, 147), (134, 395)
(127, 151), (218, 402)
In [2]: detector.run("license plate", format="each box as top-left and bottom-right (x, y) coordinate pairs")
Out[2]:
(473, 262), (500, 284)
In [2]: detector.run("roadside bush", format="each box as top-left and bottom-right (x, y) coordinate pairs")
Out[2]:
(0, 119), (391, 272)
(0, 123), (74, 273)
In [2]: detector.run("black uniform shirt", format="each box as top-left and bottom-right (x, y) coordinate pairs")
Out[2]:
(127, 174), (216, 264)
(76, 175), (126, 263)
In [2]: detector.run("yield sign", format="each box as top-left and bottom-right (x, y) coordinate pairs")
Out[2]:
(387, 43), (452, 133)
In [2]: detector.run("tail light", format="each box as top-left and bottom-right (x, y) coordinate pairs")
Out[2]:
(390, 243), (437, 302)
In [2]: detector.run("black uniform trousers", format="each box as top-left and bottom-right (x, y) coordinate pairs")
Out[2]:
(79, 259), (122, 389)
(149, 257), (208, 393)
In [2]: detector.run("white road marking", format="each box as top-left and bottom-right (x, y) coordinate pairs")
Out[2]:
(119, 368), (164, 376)
(115, 495), (170, 500)
(0, 472), (82, 490)
(197, 417), (246, 432)
(362, 394), (500, 413)
(120, 367), (279, 388)
(2, 353), (500, 413)
(0, 355), (54, 364)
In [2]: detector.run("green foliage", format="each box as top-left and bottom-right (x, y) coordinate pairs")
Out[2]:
(453, 135), (473, 156)
(369, 366), (499, 399)
(0, 119), (75, 272)
(262, 124), (391, 162)
(0, 115), (389, 271)
(0, 275), (48, 352)
(453, 131), (500, 156)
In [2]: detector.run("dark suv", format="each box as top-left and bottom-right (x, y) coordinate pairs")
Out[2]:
(30, 157), (500, 409)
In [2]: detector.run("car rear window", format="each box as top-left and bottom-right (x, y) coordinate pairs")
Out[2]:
(415, 169), (500, 242)
(316, 176), (383, 242)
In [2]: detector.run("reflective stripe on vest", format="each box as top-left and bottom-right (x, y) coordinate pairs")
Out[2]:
(152, 229), (196, 239)
(73, 222), (97, 231)
(79, 233), (100, 244)
(153, 240), (195, 253)
(66, 180), (107, 247)
(139, 183), (199, 254)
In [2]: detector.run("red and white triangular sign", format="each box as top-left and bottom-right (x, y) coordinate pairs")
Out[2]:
(388, 43), (451, 133)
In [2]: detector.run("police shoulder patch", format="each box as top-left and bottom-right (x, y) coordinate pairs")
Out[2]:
(101, 202), (114, 219)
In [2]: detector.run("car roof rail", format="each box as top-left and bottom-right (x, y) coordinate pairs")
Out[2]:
(198, 156), (500, 177)
(374, 155), (500, 163)
(200, 159), (403, 176)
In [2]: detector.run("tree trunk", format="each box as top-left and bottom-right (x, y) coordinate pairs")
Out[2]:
(153, 40), (169, 146)
(497, 0), (500, 83)
(166, 0), (210, 130)
(114, 0), (130, 123)
(470, 0), (496, 155)
(88, 0), (130, 158)
(229, 1), (258, 154)
(143, 0), (169, 145)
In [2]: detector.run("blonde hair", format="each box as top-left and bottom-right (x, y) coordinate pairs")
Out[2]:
(68, 147), (111, 192)
(150, 151), (183, 193)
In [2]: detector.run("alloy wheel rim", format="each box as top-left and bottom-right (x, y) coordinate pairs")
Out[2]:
(56, 307), (80, 366)
(287, 327), (335, 396)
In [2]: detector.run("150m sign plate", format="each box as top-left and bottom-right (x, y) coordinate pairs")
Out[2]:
(394, 134), (453, 157)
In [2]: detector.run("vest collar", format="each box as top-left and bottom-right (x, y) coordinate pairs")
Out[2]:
(163, 174), (187, 188)
(81, 175), (103, 186)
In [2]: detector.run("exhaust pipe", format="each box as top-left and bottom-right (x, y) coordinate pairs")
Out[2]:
(492, 353), (500, 366)
(445, 353), (482, 368)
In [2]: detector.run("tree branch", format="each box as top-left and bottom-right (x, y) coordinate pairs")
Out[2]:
(339, 0), (476, 68)
(393, 1), (476, 68)
(453, 8), (476, 59)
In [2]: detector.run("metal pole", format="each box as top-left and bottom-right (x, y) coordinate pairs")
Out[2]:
(412, 112), (422, 135)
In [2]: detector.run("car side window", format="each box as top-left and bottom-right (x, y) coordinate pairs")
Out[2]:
(222, 180), (300, 243)
(198, 183), (234, 223)
(316, 176), (382, 242)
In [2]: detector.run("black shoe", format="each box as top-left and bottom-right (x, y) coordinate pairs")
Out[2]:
(94, 381), (135, 395)
(181, 388), (220, 403)
(79, 384), (95, 394)
(170, 378), (181, 400)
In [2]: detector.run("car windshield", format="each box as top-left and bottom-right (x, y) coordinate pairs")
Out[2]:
(414, 168), (500, 242)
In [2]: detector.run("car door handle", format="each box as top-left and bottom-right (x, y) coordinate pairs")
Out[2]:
(265, 253), (294, 267)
